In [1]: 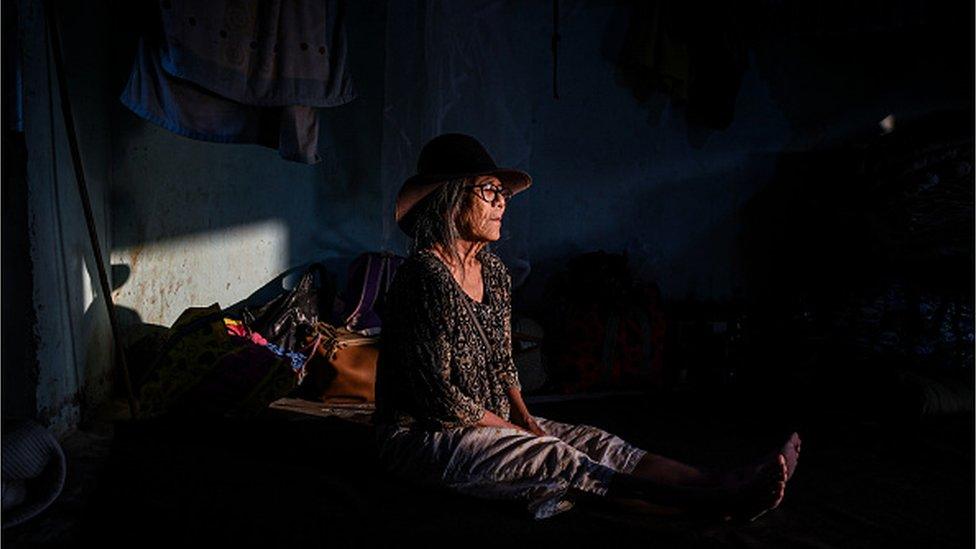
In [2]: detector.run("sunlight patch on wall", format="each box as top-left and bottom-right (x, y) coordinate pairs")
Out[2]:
(111, 220), (290, 328)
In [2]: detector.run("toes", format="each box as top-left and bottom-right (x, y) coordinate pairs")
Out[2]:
(788, 432), (801, 448)
(780, 434), (801, 481)
(771, 479), (786, 508)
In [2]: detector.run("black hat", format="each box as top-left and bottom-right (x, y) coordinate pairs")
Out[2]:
(395, 133), (532, 236)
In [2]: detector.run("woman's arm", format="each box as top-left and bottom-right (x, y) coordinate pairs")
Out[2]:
(490, 258), (545, 435)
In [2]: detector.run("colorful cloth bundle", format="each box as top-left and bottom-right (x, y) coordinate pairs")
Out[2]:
(137, 305), (298, 418)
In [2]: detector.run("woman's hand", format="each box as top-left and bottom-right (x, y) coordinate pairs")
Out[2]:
(523, 416), (547, 437)
(505, 386), (546, 436)
(476, 410), (545, 437)
(477, 409), (534, 434)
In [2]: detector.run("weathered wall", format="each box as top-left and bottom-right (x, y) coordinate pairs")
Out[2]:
(20, 0), (115, 436)
(109, 1), (389, 329)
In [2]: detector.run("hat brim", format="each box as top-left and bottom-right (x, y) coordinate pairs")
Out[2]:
(395, 168), (532, 236)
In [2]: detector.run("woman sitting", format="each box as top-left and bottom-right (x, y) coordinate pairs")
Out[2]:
(373, 133), (800, 520)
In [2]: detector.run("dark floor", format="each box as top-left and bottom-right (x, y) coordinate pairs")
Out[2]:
(4, 383), (973, 548)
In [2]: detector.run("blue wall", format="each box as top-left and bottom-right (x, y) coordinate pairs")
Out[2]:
(17, 0), (971, 433)
(108, 0), (971, 325)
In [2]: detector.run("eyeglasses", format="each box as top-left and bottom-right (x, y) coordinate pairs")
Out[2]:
(467, 183), (512, 203)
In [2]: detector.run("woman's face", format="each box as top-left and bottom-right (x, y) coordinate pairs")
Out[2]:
(459, 175), (507, 242)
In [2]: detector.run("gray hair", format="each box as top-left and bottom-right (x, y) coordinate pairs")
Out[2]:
(409, 177), (480, 269)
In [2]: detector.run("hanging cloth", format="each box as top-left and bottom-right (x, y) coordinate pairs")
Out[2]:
(156, 0), (355, 107)
(121, 38), (322, 163)
(617, 1), (746, 130)
(120, 0), (355, 164)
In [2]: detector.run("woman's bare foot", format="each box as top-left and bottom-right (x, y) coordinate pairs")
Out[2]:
(729, 454), (788, 522)
(721, 432), (802, 487)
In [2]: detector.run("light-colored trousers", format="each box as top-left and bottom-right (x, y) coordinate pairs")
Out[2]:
(376, 416), (647, 519)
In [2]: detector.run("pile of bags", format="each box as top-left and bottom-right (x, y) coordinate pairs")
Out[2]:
(131, 253), (402, 419)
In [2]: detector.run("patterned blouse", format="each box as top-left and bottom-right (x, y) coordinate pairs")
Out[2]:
(374, 248), (521, 430)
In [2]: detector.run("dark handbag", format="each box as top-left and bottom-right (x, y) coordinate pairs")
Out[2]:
(242, 263), (336, 352)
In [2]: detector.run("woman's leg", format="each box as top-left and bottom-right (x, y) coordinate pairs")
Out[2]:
(605, 454), (788, 519)
(628, 451), (714, 487)
(534, 418), (799, 518)
(627, 432), (802, 488)
(537, 417), (801, 488)
(383, 423), (631, 519)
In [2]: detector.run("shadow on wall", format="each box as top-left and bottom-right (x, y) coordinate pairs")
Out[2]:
(513, 151), (778, 317)
(739, 110), (975, 313)
(726, 112), (974, 419)
(601, 1), (973, 148)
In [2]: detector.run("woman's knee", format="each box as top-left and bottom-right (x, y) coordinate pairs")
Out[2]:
(447, 431), (589, 483)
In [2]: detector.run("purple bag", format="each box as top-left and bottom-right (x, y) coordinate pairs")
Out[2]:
(340, 252), (405, 335)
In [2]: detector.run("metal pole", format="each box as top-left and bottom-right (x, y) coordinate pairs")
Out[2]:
(43, 0), (139, 419)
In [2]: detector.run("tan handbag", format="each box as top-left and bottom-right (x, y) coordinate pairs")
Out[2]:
(300, 324), (379, 403)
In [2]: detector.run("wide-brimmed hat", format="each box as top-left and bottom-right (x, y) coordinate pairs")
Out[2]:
(395, 133), (532, 236)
